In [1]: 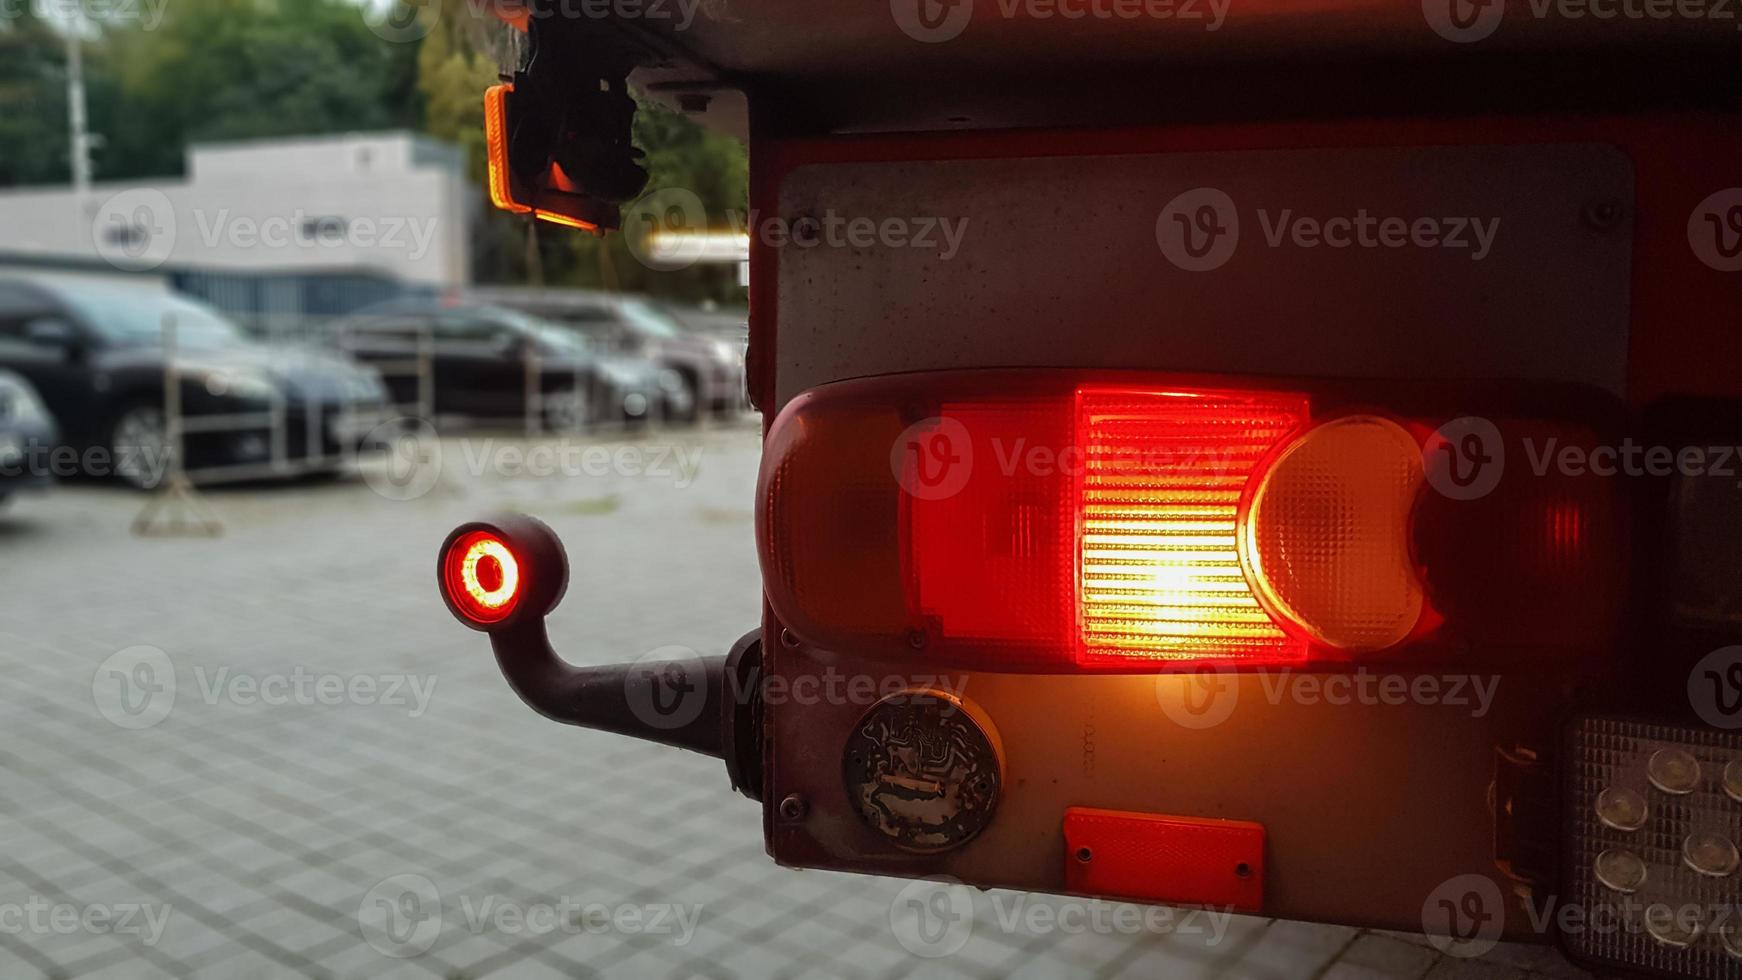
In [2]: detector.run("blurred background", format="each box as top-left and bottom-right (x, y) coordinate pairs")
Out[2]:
(0, 2), (1584, 977)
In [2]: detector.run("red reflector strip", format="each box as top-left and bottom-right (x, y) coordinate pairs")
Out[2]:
(1063, 807), (1265, 913)
(1075, 387), (1309, 664)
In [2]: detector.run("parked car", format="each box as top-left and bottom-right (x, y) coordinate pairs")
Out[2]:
(0, 369), (56, 506)
(328, 297), (691, 429)
(470, 287), (746, 420)
(0, 276), (391, 489)
(656, 301), (749, 349)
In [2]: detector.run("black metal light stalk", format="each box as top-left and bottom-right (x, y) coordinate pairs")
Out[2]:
(439, 515), (762, 799)
(488, 619), (728, 756)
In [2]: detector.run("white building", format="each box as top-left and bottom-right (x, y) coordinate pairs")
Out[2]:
(0, 132), (472, 321)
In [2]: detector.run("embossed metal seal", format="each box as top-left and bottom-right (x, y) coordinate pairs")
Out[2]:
(843, 689), (1001, 852)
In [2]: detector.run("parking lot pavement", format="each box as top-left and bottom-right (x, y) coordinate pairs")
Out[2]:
(0, 422), (1590, 979)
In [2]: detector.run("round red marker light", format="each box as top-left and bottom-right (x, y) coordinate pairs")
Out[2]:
(443, 530), (523, 625)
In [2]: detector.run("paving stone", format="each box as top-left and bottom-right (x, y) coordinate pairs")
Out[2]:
(0, 941), (51, 980)
(1321, 932), (1441, 980)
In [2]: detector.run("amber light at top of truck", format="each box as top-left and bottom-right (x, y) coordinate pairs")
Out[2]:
(483, 83), (602, 232)
(755, 370), (1626, 673)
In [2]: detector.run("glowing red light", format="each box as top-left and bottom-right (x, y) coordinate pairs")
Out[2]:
(443, 530), (523, 625)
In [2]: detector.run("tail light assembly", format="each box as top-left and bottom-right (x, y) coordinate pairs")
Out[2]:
(757, 370), (1627, 673)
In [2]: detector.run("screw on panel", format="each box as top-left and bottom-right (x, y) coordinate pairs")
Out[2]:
(780, 628), (800, 649)
(1581, 197), (1624, 232)
(906, 629), (927, 650)
(788, 213), (822, 248)
(778, 794), (808, 822)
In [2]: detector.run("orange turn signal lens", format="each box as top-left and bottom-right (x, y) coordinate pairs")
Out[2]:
(482, 83), (600, 232)
(483, 84), (530, 216)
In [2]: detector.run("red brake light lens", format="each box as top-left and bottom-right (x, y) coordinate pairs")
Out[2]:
(442, 530), (523, 626)
(757, 370), (1623, 673)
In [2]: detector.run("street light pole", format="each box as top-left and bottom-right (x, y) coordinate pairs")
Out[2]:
(66, 29), (93, 191)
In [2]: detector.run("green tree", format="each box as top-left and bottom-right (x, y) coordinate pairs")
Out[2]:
(0, 10), (71, 186)
(413, 0), (523, 281)
(87, 0), (417, 180)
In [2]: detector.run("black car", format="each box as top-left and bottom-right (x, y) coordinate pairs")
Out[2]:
(470, 288), (746, 421)
(0, 277), (391, 489)
(0, 369), (56, 506)
(328, 298), (692, 429)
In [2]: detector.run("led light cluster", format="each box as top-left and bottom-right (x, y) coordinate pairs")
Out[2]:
(1567, 717), (1742, 978)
